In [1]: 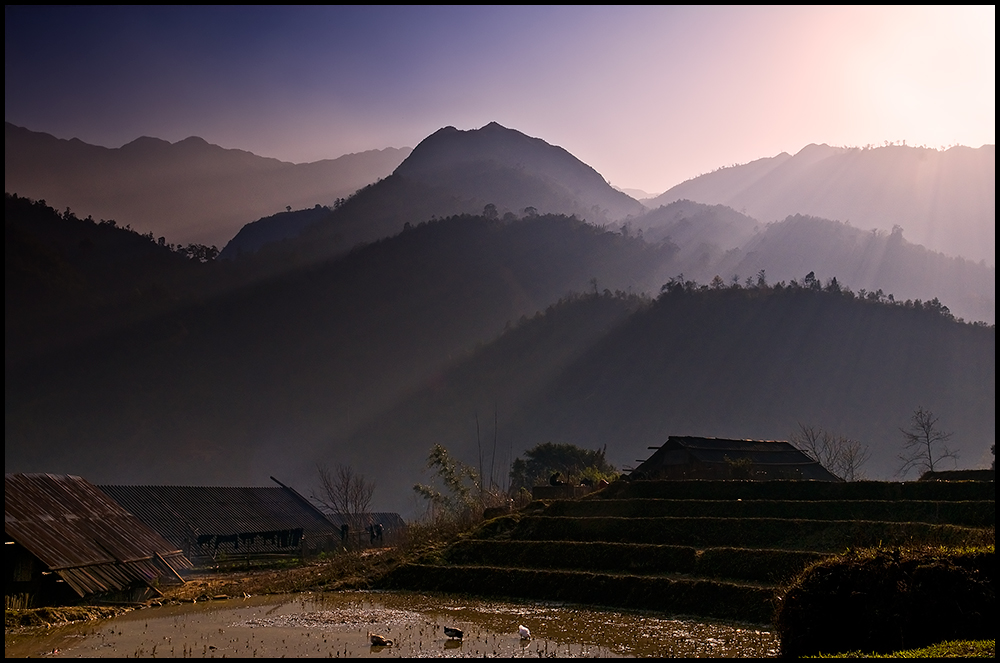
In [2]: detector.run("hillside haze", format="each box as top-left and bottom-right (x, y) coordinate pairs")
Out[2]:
(650, 143), (996, 264)
(629, 202), (994, 324)
(329, 287), (993, 514)
(6, 197), (674, 514)
(4, 122), (410, 249)
(4, 121), (996, 515)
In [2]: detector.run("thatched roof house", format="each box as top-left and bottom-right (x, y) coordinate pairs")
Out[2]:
(631, 436), (841, 481)
(5, 473), (192, 609)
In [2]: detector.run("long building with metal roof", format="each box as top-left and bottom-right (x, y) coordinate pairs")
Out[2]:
(5, 473), (192, 608)
(98, 480), (345, 562)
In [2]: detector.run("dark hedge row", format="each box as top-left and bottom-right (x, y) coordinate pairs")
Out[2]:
(597, 480), (995, 502)
(545, 498), (994, 526)
(380, 563), (777, 623)
(776, 547), (995, 657)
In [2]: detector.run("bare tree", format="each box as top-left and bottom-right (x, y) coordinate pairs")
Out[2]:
(898, 406), (957, 478)
(791, 424), (871, 481)
(313, 463), (375, 531)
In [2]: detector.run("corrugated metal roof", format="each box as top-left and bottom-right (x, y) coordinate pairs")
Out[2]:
(98, 485), (342, 553)
(5, 473), (192, 597)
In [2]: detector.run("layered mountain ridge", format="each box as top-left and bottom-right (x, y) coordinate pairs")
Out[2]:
(650, 142), (996, 264)
(4, 122), (410, 249)
(4, 122), (995, 515)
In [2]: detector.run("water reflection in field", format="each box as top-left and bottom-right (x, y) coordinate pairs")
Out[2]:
(4, 591), (779, 658)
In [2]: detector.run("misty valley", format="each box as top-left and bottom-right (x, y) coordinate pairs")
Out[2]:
(4, 122), (995, 519)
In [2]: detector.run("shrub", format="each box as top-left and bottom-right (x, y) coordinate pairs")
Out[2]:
(776, 546), (995, 657)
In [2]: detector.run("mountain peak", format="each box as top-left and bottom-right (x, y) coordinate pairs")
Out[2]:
(397, 122), (585, 180)
(390, 122), (645, 222)
(176, 136), (210, 147)
(120, 135), (171, 151)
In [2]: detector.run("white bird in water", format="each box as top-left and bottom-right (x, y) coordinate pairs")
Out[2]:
(519, 624), (531, 640)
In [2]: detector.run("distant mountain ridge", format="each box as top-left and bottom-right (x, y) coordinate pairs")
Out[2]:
(649, 143), (996, 264)
(713, 214), (995, 324)
(629, 200), (994, 324)
(4, 122), (410, 248)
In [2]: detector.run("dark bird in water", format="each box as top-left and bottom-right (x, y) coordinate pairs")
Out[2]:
(368, 632), (393, 647)
(444, 626), (464, 639)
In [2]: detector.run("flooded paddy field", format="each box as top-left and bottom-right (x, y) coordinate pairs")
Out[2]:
(5, 591), (780, 658)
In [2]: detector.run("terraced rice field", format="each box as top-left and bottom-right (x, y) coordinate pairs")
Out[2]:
(381, 479), (995, 623)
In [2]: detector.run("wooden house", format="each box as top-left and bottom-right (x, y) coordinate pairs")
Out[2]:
(98, 478), (346, 563)
(5, 473), (191, 609)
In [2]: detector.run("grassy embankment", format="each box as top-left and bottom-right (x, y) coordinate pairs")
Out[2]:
(778, 543), (994, 657)
(810, 639), (994, 658)
(380, 480), (993, 623)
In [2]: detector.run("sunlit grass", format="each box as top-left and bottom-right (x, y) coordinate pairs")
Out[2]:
(810, 639), (994, 658)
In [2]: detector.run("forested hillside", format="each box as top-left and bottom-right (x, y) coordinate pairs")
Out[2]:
(328, 281), (994, 512)
(631, 202), (994, 324)
(6, 200), (673, 511)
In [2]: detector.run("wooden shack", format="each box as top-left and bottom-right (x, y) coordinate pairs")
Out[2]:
(99, 478), (345, 563)
(5, 473), (191, 609)
(630, 436), (841, 481)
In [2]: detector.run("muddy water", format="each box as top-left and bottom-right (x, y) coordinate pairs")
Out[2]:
(5, 591), (779, 658)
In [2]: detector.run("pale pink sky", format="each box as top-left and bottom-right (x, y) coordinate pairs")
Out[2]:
(5, 6), (995, 194)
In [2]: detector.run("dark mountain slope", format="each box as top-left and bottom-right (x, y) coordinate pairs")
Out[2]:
(219, 205), (333, 260)
(4, 122), (409, 248)
(650, 143), (995, 264)
(5, 210), (674, 503)
(5, 193), (225, 365)
(263, 123), (648, 264)
(507, 285), (993, 480)
(395, 123), (645, 222)
(337, 285), (993, 513)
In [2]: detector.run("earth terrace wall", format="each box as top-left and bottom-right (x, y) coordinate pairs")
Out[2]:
(597, 480), (994, 501)
(543, 499), (994, 527)
(442, 540), (829, 583)
(508, 516), (989, 551)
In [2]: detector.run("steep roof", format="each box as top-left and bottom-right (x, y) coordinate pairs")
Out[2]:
(98, 483), (342, 553)
(4, 473), (191, 597)
(632, 436), (841, 481)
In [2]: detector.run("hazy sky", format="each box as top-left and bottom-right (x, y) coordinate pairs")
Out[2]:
(5, 5), (995, 194)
